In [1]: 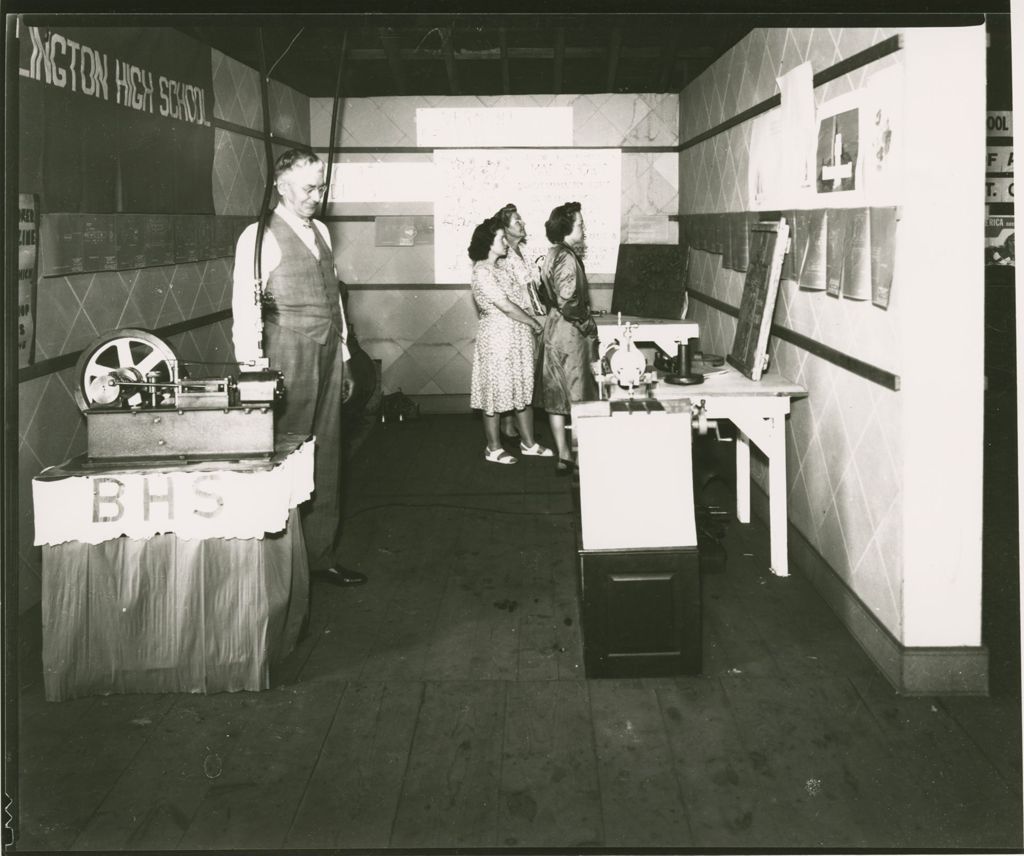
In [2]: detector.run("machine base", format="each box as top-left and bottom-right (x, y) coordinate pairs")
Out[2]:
(86, 407), (275, 461)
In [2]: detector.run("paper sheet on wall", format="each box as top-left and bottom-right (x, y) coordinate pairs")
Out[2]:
(748, 109), (786, 210)
(863, 63), (905, 206)
(841, 208), (872, 300)
(815, 92), (866, 206)
(777, 62), (817, 206)
(434, 149), (621, 282)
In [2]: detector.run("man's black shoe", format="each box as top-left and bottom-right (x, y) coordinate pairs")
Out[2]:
(313, 566), (367, 587)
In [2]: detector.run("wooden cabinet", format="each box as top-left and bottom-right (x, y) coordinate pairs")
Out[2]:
(578, 546), (701, 678)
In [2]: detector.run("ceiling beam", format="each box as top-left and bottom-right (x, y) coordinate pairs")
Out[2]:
(553, 28), (564, 94)
(499, 27), (510, 94)
(378, 27), (407, 95)
(440, 27), (460, 95)
(658, 30), (679, 91)
(345, 45), (713, 62)
(606, 28), (622, 91)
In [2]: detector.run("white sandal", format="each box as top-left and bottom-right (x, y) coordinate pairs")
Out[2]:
(520, 442), (554, 457)
(484, 446), (518, 464)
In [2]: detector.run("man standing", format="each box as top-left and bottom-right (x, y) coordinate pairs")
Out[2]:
(232, 148), (367, 587)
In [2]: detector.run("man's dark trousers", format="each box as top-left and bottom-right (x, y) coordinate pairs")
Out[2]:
(264, 321), (345, 570)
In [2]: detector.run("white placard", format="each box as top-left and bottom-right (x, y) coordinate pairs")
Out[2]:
(987, 110), (1013, 137)
(986, 176), (1015, 202)
(417, 107), (573, 147)
(987, 146), (1014, 173)
(433, 148), (622, 282)
(32, 441), (314, 546)
(328, 162), (437, 203)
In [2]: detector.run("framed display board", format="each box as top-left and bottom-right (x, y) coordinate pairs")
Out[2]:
(727, 219), (790, 381)
(609, 244), (688, 320)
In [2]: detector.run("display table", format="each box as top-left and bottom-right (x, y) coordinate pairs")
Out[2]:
(651, 364), (806, 576)
(32, 435), (314, 701)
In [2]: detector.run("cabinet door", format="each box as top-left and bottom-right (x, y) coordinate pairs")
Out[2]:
(581, 548), (700, 677)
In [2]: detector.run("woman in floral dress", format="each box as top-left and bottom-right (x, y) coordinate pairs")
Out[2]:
(468, 217), (553, 464)
(493, 203), (547, 444)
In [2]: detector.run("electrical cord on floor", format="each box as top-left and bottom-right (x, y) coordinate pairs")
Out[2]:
(344, 500), (575, 521)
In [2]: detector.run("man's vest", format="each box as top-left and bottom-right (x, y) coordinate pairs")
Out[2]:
(263, 213), (344, 344)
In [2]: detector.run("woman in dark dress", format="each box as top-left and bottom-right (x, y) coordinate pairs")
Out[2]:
(537, 201), (598, 475)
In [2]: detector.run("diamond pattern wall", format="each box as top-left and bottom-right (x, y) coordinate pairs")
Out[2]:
(17, 42), (306, 612)
(312, 94), (678, 398)
(681, 28), (905, 635)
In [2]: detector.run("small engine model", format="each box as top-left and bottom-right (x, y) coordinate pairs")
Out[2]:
(595, 322), (657, 396)
(75, 328), (284, 461)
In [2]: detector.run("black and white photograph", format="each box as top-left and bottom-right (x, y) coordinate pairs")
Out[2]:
(4, 6), (1020, 853)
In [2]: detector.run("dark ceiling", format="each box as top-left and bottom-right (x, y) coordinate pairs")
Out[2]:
(177, 15), (755, 100)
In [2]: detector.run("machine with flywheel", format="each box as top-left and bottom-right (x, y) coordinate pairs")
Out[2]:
(75, 328), (284, 462)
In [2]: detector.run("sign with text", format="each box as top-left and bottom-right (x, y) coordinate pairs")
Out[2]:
(986, 177), (1014, 202)
(987, 146), (1014, 173)
(32, 441), (314, 546)
(18, 24), (214, 214)
(987, 111), (1013, 137)
(18, 194), (38, 367)
(985, 214), (1014, 266)
(434, 148), (622, 281)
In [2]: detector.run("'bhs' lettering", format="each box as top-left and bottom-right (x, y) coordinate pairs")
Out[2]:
(91, 474), (225, 523)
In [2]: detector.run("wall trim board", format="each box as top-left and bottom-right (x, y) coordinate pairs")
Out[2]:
(750, 484), (989, 696)
(18, 309), (232, 384)
(346, 284), (614, 294)
(212, 117), (307, 151)
(312, 146), (678, 154)
(679, 34), (903, 152)
(688, 288), (901, 391)
(409, 393), (470, 414)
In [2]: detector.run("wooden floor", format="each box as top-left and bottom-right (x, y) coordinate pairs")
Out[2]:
(13, 414), (1023, 852)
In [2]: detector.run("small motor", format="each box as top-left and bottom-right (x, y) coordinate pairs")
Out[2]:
(236, 370), (284, 406)
(600, 323), (647, 388)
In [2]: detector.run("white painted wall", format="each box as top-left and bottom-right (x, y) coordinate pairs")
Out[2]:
(898, 26), (986, 646)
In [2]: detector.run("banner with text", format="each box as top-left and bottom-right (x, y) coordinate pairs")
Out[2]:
(19, 24), (214, 214)
(18, 193), (38, 367)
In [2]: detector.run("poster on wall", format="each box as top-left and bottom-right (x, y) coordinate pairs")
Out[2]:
(816, 100), (862, 201)
(18, 194), (38, 367)
(18, 23), (215, 214)
(433, 149), (622, 283)
(864, 64), (904, 206)
(747, 109), (785, 210)
(985, 215), (1015, 266)
(776, 62), (817, 203)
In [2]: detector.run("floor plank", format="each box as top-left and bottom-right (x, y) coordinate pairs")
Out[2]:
(389, 680), (506, 848)
(70, 692), (256, 851)
(657, 676), (785, 846)
(177, 680), (347, 850)
(850, 671), (1024, 849)
(588, 678), (693, 847)
(285, 681), (423, 849)
(720, 674), (889, 849)
(499, 680), (602, 847)
(16, 692), (177, 852)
